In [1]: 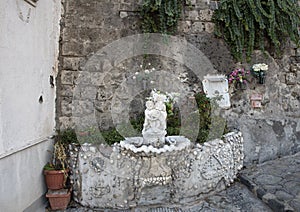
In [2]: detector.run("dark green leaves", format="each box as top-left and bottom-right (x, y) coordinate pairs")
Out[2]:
(140, 0), (185, 35)
(213, 0), (300, 61)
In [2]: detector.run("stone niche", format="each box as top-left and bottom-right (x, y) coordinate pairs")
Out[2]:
(202, 75), (231, 109)
(69, 132), (244, 209)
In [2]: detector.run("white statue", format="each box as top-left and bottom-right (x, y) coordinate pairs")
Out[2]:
(142, 91), (167, 147)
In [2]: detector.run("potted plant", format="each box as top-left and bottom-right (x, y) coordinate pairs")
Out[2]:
(44, 138), (68, 190)
(46, 188), (72, 210)
(44, 129), (78, 190)
(44, 130), (75, 210)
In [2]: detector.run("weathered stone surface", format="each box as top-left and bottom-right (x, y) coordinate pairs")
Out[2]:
(240, 152), (300, 211)
(185, 10), (200, 20)
(59, 116), (75, 129)
(209, 1), (219, 10)
(62, 41), (85, 56)
(188, 21), (215, 34)
(237, 117), (300, 164)
(255, 175), (282, 185)
(61, 97), (73, 116)
(275, 190), (295, 201)
(296, 48), (300, 57)
(60, 85), (74, 97)
(198, 9), (213, 21)
(68, 132), (244, 209)
(203, 22), (215, 33)
(177, 21), (192, 34)
(222, 51), (300, 165)
(64, 183), (272, 211)
(63, 151), (300, 211)
(58, 0), (300, 168)
(61, 70), (76, 85)
(185, 33), (235, 72)
(188, 0), (210, 9)
(286, 73), (297, 85)
(62, 57), (83, 71)
(72, 100), (94, 116)
(190, 22), (205, 33)
(290, 63), (300, 72)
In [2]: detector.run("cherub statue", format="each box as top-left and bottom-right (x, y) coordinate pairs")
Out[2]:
(142, 91), (167, 147)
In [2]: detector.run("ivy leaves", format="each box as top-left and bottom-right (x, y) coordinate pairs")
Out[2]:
(140, 0), (185, 34)
(213, 0), (300, 61)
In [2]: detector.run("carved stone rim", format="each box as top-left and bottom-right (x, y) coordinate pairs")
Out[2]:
(119, 136), (192, 154)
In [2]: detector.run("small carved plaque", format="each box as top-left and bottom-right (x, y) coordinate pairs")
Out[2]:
(250, 94), (263, 108)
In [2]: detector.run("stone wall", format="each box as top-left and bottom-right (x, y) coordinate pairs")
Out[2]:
(57, 0), (226, 130)
(58, 0), (139, 130)
(58, 0), (300, 165)
(224, 51), (300, 165)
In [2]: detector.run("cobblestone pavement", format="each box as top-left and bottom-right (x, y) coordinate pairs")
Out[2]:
(240, 152), (300, 212)
(48, 152), (300, 212)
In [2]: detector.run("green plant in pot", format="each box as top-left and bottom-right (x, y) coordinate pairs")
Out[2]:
(44, 134), (68, 190)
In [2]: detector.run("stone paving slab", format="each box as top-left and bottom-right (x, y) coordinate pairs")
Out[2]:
(47, 183), (271, 212)
(240, 152), (300, 212)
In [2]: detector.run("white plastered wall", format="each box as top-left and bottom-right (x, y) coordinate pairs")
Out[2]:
(0, 0), (61, 211)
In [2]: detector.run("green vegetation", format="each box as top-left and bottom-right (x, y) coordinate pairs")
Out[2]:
(166, 104), (181, 136)
(101, 128), (124, 146)
(129, 92), (228, 144)
(58, 94), (228, 145)
(44, 131), (72, 170)
(194, 92), (228, 143)
(59, 128), (78, 145)
(213, 0), (300, 61)
(140, 0), (187, 34)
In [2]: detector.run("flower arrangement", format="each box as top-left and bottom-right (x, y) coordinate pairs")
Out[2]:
(228, 68), (249, 89)
(251, 63), (268, 84)
(252, 63), (268, 72)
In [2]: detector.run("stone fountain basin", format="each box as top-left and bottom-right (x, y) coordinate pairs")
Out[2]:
(120, 135), (191, 154)
(69, 132), (244, 209)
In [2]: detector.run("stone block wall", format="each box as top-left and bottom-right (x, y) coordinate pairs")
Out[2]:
(58, 0), (232, 129)
(58, 0), (140, 130)
(58, 0), (300, 165)
(223, 51), (300, 164)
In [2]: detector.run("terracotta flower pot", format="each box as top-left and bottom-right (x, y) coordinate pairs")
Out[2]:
(44, 169), (66, 190)
(46, 188), (71, 210)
